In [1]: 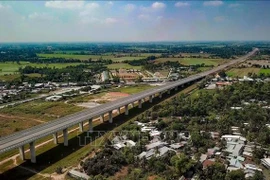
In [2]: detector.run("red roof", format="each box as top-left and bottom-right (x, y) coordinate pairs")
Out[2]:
(203, 160), (215, 168)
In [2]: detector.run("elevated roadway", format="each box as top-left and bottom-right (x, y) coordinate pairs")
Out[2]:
(0, 48), (258, 162)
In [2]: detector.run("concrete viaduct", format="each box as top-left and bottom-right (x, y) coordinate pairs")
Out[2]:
(0, 48), (258, 163)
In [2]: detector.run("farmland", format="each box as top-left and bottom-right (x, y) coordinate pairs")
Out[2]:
(259, 68), (270, 75)
(226, 67), (261, 77)
(38, 53), (147, 62)
(0, 62), (81, 76)
(155, 58), (228, 66)
(107, 63), (142, 70)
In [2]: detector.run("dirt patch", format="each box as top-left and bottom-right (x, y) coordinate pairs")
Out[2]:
(148, 175), (160, 180)
(113, 166), (129, 180)
(89, 92), (130, 103)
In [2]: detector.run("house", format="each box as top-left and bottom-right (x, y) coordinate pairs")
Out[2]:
(170, 143), (186, 150)
(68, 169), (89, 180)
(138, 146), (175, 160)
(203, 159), (215, 169)
(261, 158), (270, 169)
(145, 141), (168, 150)
(224, 142), (244, 157)
(200, 154), (208, 163)
(149, 130), (161, 137)
(45, 95), (62, 102)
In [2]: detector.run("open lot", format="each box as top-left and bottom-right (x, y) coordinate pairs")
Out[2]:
(0, 100), (84, 136)
(0, 62), (81, 76)
(226, 67), (261, 77)
(155, 58), (228, 66)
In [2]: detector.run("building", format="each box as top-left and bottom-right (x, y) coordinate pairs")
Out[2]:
(68, 169), (89, 180)
(261, 158), (270, 169)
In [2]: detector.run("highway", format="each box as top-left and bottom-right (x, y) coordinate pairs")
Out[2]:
(0, 48), (258, 154)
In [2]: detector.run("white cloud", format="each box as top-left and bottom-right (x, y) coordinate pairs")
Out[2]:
(107, 1), (113, 6)
(28, 12), (55, 21)
(124, 4), (136, 12)
(105, 17), (118, 24)
(151, 2), (166, 9)
(84, 2), (99, 9)
(175, 2), (190, 7)
(214, 16), (225, 22)
(138, 14), (151, 21)
(0, 3), (10, 9)
(229, 3), (240, 8)
(203, 1), (223, 7)
(45, 1), (85, 9)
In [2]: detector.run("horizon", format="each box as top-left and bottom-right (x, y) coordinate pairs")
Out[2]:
(1, 1), (270, 42)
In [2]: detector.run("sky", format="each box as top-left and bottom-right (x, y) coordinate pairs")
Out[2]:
(0, 0), (270, 42)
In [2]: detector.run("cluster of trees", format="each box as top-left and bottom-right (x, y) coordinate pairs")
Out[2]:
(17, 64), (106, 83)
(82, 147), (127, 177)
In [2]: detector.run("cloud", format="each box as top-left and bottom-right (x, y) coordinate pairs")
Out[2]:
(0, 3), (10, 9)
(203, 1), (223, 7)
(175, 2), (190, 7)
(138, 14), (151, 21)
(151, 2), (166, 9)
(105, 17), (118, 24)
(28, 12), (55, 21)
(79, 3), (99, 17)
(124, 4), (136, 12)
(229, 3), (240, 8)
(214, 16), (225, 22)
(45, 1), (85, 9)
(84, 2), (99, 9)
(106, 1), (113, 7)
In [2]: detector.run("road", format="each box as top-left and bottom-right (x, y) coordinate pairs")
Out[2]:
(0, 48), (258, 154)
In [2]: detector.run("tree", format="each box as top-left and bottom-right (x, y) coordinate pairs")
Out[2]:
(225, 170), (245, 180)
(170, 154), (195, 176)
(248, 170), (264, 180)
(202, 162), (226, 180)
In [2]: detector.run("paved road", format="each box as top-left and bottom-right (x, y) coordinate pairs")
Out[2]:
(0, 48), (258, 154)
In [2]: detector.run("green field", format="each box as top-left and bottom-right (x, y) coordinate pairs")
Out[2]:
(226, 68), (260, 77)
(107, 63), (142, 70)
(113, 84), (153, 94)
(38, 53), (145, 62)
(0, 62), (81, 76)
(259, 69), (270, 75)
(155, 58), (228, 66)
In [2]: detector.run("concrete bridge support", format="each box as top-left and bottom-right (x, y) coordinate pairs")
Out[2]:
(79, 122), (83, 132)
(100, 114), (104, 122)
(30, 141), (36, 163)
(109, 111), (113, 123)
(89, 119), (93, 133)
(167, 90), (171, 95)
(63, 128), (68, 146)
(159, 92), (162, 98)
(175, 86), (178, 91)
(149, 95), (153, 103)
(19, 146), (25, 160)
(117, 107), (121, 114)
(53, 133), (58, 144)
(138, 99), (142, 108)
(125, 105), (129, 115)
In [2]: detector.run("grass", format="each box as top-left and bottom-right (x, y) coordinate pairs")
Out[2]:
(0, 81), (198, 180)
(107, 63), (142, 70)
(38, 53), (145, 62)
(0, 62), (81, 75)
(259, 68), (270, 75)
(155, 58), (228, 66)
(226, 68), (261, 77)
(113, 84), (153, 94)
(0, 100), (84, 137)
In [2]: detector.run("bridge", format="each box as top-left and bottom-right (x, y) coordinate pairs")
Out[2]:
(0, 48), (258, 163)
